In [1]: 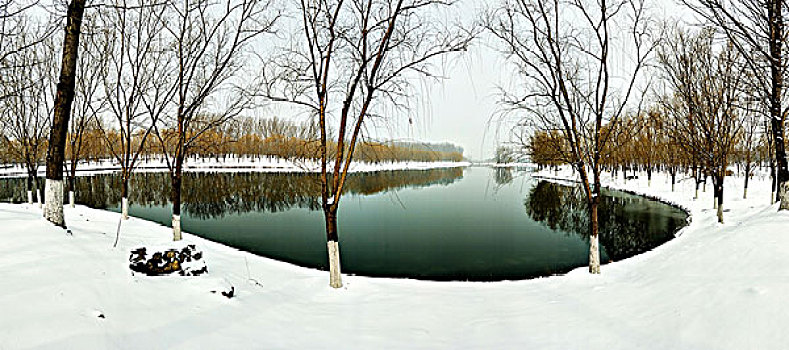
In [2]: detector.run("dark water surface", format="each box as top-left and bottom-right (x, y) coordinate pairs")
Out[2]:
(0, 167), (687, 281)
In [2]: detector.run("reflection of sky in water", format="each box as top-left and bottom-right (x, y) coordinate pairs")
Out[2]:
(0, 168), (687, 281)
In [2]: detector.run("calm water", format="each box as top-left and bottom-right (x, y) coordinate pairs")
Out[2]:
(0, 167), (687, 281)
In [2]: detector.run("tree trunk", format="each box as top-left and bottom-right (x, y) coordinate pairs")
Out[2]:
(171, 171), (183, 241)
(44, 179), (64, 222)
(26, 175), (33, 204)
(170, 149), (186, 241)
(703, 174), (707, 192)
(69, 160), (78, 208)
(769, 0), (789, 210)
(743, 164), (750, 199)
(588, 198), (601, 274)
(715, 174), (724, 224)
(711, 174), (718, 209)
(717, 192), (724, 223)
(771, 159), (777, 204)
(671, 170), (676, 192)
(68, 174), (75, 208)
(324, 207), (343, 288)
(44, 0), (86, 228)
(694, 181), (699, 200)
(781, 182), (789, 206)
(121, 176), (129, 220)
(34, 178), (42, 208)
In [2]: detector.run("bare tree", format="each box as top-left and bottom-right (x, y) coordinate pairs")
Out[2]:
(1, 24), (57, 206)
(43, 0), (87, 227)
(653, 111), (685, 192)
(764, 119), (779, 202)
(682, 0), (789, 209)
(151, 0), (276, 241)
(92, 0), (168, 220)
(633, 110), (659, 186)
(738, 96), (762, 199)
(0, 0), (47, 102)
(486, 0), (656, 273)
(658, 27), (744, 223)
(65, 12), (109, 207)
(260, 0), (473, 287)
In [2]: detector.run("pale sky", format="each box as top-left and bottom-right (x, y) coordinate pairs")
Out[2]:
(374, 0), (697, 160)
(380, 37), (506, 161)
(30, 0), (696, 161)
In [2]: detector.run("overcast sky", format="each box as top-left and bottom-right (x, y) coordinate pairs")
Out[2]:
(358, 0), (698, 160)
(32, 0), (696, 160)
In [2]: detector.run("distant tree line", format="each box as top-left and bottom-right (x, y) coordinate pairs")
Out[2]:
(1, 115), (463, 167)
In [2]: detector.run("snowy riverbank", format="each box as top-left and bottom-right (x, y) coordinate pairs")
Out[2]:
(0, 156), (471, 178)
(1, 168), (788, 349)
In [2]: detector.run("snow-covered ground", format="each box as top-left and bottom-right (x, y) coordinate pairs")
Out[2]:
(0, 156), (471, 179)
(471, 161), (535, 168)
(1, 167), (788, 349)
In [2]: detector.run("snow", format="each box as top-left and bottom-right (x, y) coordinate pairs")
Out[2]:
(0, 156), (472, 179)
(0, 167), (788, 349)
(473, 161), (536, 168)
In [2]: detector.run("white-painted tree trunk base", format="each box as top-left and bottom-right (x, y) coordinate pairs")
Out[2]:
(717, 203), (724, 224)
(27, 190), (32, 204)
(648, 179), (652, 187)
(694, 188), (698, 200)
(713, 199), (718, 209)
(772, 191), (776, 205)
(43, 179), (65, 227)
(69, 191), (75, 208)
(172, 215), (182, 241)
(37, 189), (42, 208)
(589, 235), (600, 274)
(328, 241), (343, 288)
(122, 197), (129, 220)
(743, 187), (748, 200)
(780, 182), (789, 210)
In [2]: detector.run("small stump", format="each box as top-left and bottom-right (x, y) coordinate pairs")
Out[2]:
(129, 244), (207, 276)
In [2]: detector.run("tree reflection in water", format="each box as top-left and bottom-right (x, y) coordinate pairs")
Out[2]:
(494, 167), (514, 186)
(1, 168), (464, 220)
(1, 170), (692, 280)
(525, 180), (688, 262)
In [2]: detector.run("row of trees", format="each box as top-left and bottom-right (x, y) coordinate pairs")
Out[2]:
(2, 113), (462, 210)
(1, 0), (277, 235)
(528, 25), (784, 223)
(493, 0), (789, 275)
(2, 0), (473, 288)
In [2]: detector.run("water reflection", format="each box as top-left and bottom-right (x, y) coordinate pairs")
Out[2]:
(525, 180), (688, 262)
(0, 168), (464, 220)
(0, 169), (688, 281)
(494, 167), (514, 185)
